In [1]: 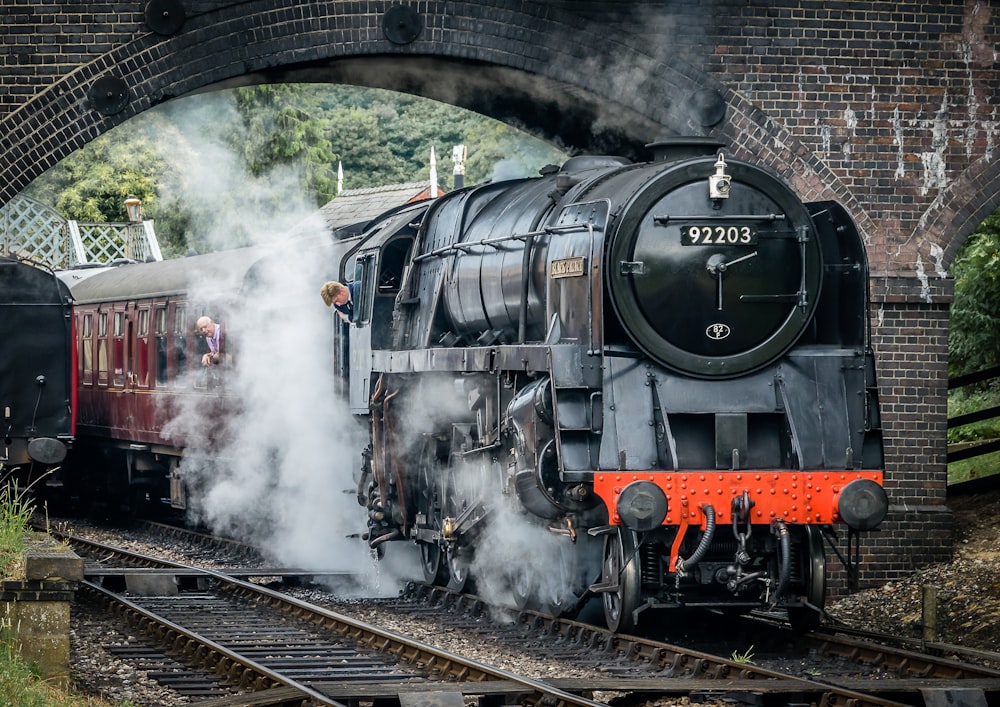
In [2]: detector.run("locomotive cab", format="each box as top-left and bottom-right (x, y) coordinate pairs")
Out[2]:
(346, 202), (426, 413)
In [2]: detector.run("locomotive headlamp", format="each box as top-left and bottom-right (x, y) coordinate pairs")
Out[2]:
(616, 481), (668, 531)
(837, 478), (889, 531)
(708, 152), (732, 200)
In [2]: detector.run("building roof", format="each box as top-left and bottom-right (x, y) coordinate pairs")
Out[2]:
(317, 181), (435, 234)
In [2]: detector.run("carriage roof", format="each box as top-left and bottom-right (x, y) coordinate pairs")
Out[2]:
(63, 247), (268, 304)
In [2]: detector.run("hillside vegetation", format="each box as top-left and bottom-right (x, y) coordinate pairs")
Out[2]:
(23, 84), (566, 257)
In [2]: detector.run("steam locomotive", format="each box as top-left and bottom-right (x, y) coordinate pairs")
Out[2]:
(0, 254), (75, 487)
(59, 138), (887, 633)
(346, 138), (887, 632)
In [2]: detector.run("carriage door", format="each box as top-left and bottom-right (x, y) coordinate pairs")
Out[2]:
(123, 303), (138, 432)
(132, 306), (152, 434)
(348, 253), (375, 414)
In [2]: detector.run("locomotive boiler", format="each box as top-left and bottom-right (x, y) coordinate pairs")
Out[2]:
(347, 138), (887, 632)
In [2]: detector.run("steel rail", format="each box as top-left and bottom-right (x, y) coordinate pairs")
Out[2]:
(56, 526), (955, 706)
(404, 583), (926, 707)
(59, 530), (611, 707)
(80, 580), (349, 707)
(748, 610), (1000, 679)
(815, 622), (1000, 672)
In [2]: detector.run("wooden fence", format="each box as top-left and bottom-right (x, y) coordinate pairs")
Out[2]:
(947, 364), (1000, 464)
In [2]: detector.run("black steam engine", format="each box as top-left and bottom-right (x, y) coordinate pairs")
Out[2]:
(347, 139), (887, 632)
(0, 255), (75, 486)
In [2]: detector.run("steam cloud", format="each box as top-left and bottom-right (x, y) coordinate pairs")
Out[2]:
(152, 89), (597, 610)
(155, 91), (421, 595)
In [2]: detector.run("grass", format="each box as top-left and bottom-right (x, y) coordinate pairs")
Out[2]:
(947, 387), (1000, 485)
(0, 476), (37, 578)
(948, 448), (1000, 485)
(0, 627), (124, 707)
(0, 469), (129, 707)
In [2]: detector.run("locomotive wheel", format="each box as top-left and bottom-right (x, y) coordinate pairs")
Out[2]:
(416, 436), (448, 585)
(510, 564), (535, 611)
(509, 545), (582, 617)
(602, 527), (641, 633)
(508, 557), (572, 616)
(418, 532), (444, 584)
(787, 525), (827, 632)
(443, 465), (473, 593)
(446, 547), (471, 592)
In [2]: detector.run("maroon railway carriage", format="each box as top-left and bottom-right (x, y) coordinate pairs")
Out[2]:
(58, 232), (361, 517)
(59, 249), (264, 514)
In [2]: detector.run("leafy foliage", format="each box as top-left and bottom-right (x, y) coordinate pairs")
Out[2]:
(24, 84), (566, 257)
(948, 215), (1000, 378)
(25, 118), (169, 223)
(947, 387), (1000, 443)
(947, 215), (1000, 475)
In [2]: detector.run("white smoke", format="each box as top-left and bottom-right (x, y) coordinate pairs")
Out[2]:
(468, 494), (602, 617)
(151, 88), (597, 605)
(151, 92), (420, 596)
(154, 94), (313, 253)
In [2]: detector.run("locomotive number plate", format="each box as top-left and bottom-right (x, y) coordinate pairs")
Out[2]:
(681, 224), (758, 246)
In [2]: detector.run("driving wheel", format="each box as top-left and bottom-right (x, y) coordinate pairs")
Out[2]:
(602, 526), (641, 633)
(787, 525), (826, 632)
(415, 435), (448, 585)
(443, 465), (473, 592)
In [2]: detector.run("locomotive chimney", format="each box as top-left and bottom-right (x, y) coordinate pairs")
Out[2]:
(647, 137), (725, 162)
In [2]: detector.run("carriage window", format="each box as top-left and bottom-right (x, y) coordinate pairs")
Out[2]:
(81, 313), (93, 386)
(97, 312), (108, 386)
(155, 308), (168, 386)
(136, 309), (150, 388)
(174, 305), (188, 381)
(112, 311), (125, 387)
(193, 314), (212, 390)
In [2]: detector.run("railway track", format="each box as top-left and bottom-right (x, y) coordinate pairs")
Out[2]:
(61, 530), (611, 706)
(388, 583), (1000, 705)
(813, 616), (1000, 672)
(47, 521), (1000, 706)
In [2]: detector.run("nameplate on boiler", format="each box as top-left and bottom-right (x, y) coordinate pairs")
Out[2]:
(550, 257), (586, 278)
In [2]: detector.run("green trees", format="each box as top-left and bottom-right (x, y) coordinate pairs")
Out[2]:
(24, 84), (566, 257)
(946, 215), (1000, 456)
(948, 214), (1000, 378)
(23, 114), (170, 224)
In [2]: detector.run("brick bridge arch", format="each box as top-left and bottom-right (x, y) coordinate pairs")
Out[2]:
(6, 1), (999, 583)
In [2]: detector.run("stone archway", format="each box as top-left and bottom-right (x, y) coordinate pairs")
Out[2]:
(2, 2), (837, 212)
